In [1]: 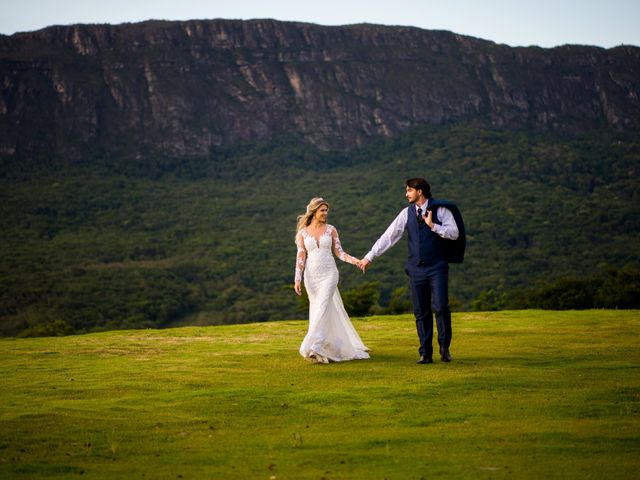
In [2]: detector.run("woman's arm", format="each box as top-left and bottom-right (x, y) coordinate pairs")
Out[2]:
(294, 231), (306, 294)
(331, 226), (360, 266)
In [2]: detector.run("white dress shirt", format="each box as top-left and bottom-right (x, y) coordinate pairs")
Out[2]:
(364, 203), (459, 263)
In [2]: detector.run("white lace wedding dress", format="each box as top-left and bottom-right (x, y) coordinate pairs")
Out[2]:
(295, 225), (370, 363)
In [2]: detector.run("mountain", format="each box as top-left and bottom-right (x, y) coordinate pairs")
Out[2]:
(1, 19), (639, 163)
(0, 20), (639, 336)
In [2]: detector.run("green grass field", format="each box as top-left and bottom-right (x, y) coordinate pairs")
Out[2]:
(1, 310), (639, 479)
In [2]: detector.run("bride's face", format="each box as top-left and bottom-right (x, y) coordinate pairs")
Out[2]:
(314, 205), (329, 223)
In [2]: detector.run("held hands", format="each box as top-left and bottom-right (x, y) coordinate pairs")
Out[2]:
(351, 258), (370, 274)
(359, 258), (371, 274)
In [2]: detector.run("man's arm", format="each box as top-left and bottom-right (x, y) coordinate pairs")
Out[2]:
(426, 206), (459, 240)
(361, 208), (408, 270)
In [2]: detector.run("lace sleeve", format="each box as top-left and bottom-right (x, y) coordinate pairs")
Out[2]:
(294, 231), (306, 283)
(331, 226), (359, 265)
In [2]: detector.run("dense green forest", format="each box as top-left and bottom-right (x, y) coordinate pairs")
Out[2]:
(1, 124), (639, 336)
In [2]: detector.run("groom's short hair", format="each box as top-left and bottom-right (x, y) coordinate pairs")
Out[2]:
(406, 178), (432, 199)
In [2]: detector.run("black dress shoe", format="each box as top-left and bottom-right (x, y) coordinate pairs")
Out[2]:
(439, 347), (452, 362)
(417, 355), (433, 364)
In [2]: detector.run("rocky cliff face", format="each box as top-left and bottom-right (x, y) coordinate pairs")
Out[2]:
(1, 19), (639, 161)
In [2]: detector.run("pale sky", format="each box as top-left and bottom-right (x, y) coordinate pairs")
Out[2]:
(1, 0), (638, 48)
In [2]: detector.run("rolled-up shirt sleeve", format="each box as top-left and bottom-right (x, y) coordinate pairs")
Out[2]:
(364, 208), (408, 262)
(431, 206), (459, 240)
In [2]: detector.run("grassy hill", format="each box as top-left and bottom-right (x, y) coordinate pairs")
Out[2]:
(1, 124), (639, 335)
(1, 310), (639, 479)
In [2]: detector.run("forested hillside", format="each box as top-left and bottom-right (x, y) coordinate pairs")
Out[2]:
(1, 19), (639, 336)
(1, 124), (638, 336)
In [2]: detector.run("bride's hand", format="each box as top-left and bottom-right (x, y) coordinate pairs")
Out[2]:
(354, 258), (362, 268)
(294, 281), (302, 296)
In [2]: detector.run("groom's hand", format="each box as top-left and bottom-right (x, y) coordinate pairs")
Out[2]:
(424, 209), (434, 228)
(360, 258), (371, 273)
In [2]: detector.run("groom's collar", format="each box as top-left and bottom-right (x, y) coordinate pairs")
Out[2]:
(415, 199), (428, 210)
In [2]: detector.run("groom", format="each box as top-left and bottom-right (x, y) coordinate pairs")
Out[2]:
(360, 178), (464, 364)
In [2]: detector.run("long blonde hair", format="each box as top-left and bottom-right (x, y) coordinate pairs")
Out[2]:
(296, 197), (330, 233)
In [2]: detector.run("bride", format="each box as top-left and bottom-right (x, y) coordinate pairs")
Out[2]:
(294, 197), (370, 363)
